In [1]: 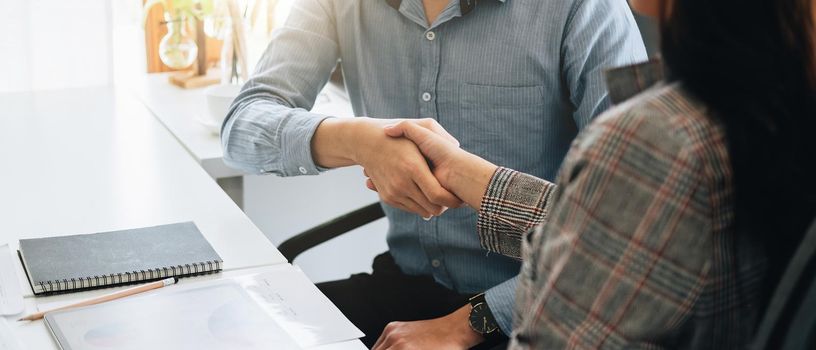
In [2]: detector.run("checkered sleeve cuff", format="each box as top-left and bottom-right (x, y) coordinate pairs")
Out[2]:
(477, 167), (557, 260)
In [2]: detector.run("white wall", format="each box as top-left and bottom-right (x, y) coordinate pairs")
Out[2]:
(0, 0), (113, 93)
(244, 166), (389, 283)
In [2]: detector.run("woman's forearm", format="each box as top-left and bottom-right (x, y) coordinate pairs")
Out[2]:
(444, 151), (498, 211)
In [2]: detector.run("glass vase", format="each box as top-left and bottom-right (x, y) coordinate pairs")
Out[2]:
(159, 13), (198, 69)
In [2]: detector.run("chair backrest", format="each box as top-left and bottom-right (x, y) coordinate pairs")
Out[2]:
(751, 216), (816, 350)
(278, 202), (385, 262)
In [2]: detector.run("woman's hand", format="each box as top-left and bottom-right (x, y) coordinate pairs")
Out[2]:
(381, 119), (498, 210)
(382, 119), (464, 190)
(360, 118), (464, 217)
(316, 117), (462, 218)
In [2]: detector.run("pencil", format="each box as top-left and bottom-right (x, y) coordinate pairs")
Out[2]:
(17, 277), (178, 321)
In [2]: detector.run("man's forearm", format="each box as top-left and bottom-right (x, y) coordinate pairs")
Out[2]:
(311, 118), (359, 168)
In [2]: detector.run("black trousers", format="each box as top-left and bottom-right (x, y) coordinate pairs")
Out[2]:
(317, 252), (508, 349)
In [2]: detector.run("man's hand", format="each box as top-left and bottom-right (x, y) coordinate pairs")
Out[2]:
(313, 117), (461, 218)
(363, 119), (462, 211)
(372, 304), (483, 350)
(381, 119), (464, 190)
(382, 119), (498, 210)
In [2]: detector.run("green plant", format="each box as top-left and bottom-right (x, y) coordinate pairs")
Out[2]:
(143, 0), (215, 23)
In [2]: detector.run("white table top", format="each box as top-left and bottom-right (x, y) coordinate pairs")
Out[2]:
(2, 266), (366, 350)
(0, 87), (287, 298)
(0, 87), (366, 349)
(133, 74), (354, 179)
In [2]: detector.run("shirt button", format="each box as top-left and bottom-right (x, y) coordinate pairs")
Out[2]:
(425, 31), (436, 41)
(431, 259), (441, 268)
(298, 166), (308, 174)
(421, 92), (432, 102)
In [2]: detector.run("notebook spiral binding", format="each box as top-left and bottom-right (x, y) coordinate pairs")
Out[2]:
(35, 260), (222, 294)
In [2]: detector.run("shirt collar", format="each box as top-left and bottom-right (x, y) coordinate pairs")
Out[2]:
(385, 0), (506, 16)
(604, 58), (665, 105)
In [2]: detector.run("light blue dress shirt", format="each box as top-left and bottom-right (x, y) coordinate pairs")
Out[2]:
(221, 0), (646, 333)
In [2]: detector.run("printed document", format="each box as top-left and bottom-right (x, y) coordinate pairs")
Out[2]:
(44, 264), (363, 350)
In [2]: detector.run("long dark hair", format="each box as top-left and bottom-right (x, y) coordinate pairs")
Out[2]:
(660, 0), (816, 294)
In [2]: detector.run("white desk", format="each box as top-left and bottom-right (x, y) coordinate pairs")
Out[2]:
(0, 87), (286, 297)
(0, 88), (364, 349)
(133, 74), (354, 207)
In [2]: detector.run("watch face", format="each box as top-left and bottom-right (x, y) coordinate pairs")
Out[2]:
(468, 303), (499, 334)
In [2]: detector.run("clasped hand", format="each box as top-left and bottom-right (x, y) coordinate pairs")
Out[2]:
(361, 118), (469, 218)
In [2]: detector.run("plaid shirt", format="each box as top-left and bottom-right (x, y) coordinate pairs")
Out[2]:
(477, 61), (767, 349)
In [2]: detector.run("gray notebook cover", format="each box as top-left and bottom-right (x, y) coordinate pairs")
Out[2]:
(19, 222), (222, 294)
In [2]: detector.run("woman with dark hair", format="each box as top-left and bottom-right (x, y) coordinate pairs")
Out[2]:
(371, 0), (816, 348)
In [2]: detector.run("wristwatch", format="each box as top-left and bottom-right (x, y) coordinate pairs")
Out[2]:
(468, 293), (502, 340)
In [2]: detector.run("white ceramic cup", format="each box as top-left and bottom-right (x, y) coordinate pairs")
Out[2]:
(204, 84), (242, 126)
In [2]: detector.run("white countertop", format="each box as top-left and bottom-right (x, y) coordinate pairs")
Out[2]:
(0, 86), (366, 349)
(0, 87), (286, 298)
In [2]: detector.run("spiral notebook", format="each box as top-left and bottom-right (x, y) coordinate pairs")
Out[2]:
(19, 222), (223, 295)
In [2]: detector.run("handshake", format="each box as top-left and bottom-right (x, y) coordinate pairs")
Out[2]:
(352, 118), (497, 218)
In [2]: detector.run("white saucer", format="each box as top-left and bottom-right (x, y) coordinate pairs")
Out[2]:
(196, 115), (222, 135)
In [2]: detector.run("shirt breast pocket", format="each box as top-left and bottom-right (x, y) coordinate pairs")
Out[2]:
(458, 83), (545, 171)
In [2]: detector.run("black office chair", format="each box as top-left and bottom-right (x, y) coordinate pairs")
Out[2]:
(278, 202), (385, 262)
(752, 216), (816, 350)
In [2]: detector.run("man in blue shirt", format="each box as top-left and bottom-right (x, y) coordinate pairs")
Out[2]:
(222, 0), (646, 348)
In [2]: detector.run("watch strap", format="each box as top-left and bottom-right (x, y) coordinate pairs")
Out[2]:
(468, 292), (487, 307)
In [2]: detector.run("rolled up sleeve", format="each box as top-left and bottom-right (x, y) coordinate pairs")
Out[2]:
(222, 101), (330, 176)
(221, 0), (340, 176)
(562, 0), (647, 128)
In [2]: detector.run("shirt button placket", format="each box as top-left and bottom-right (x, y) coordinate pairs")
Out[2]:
(418, 29), (439, 118)
(419, 27), (448, 284)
